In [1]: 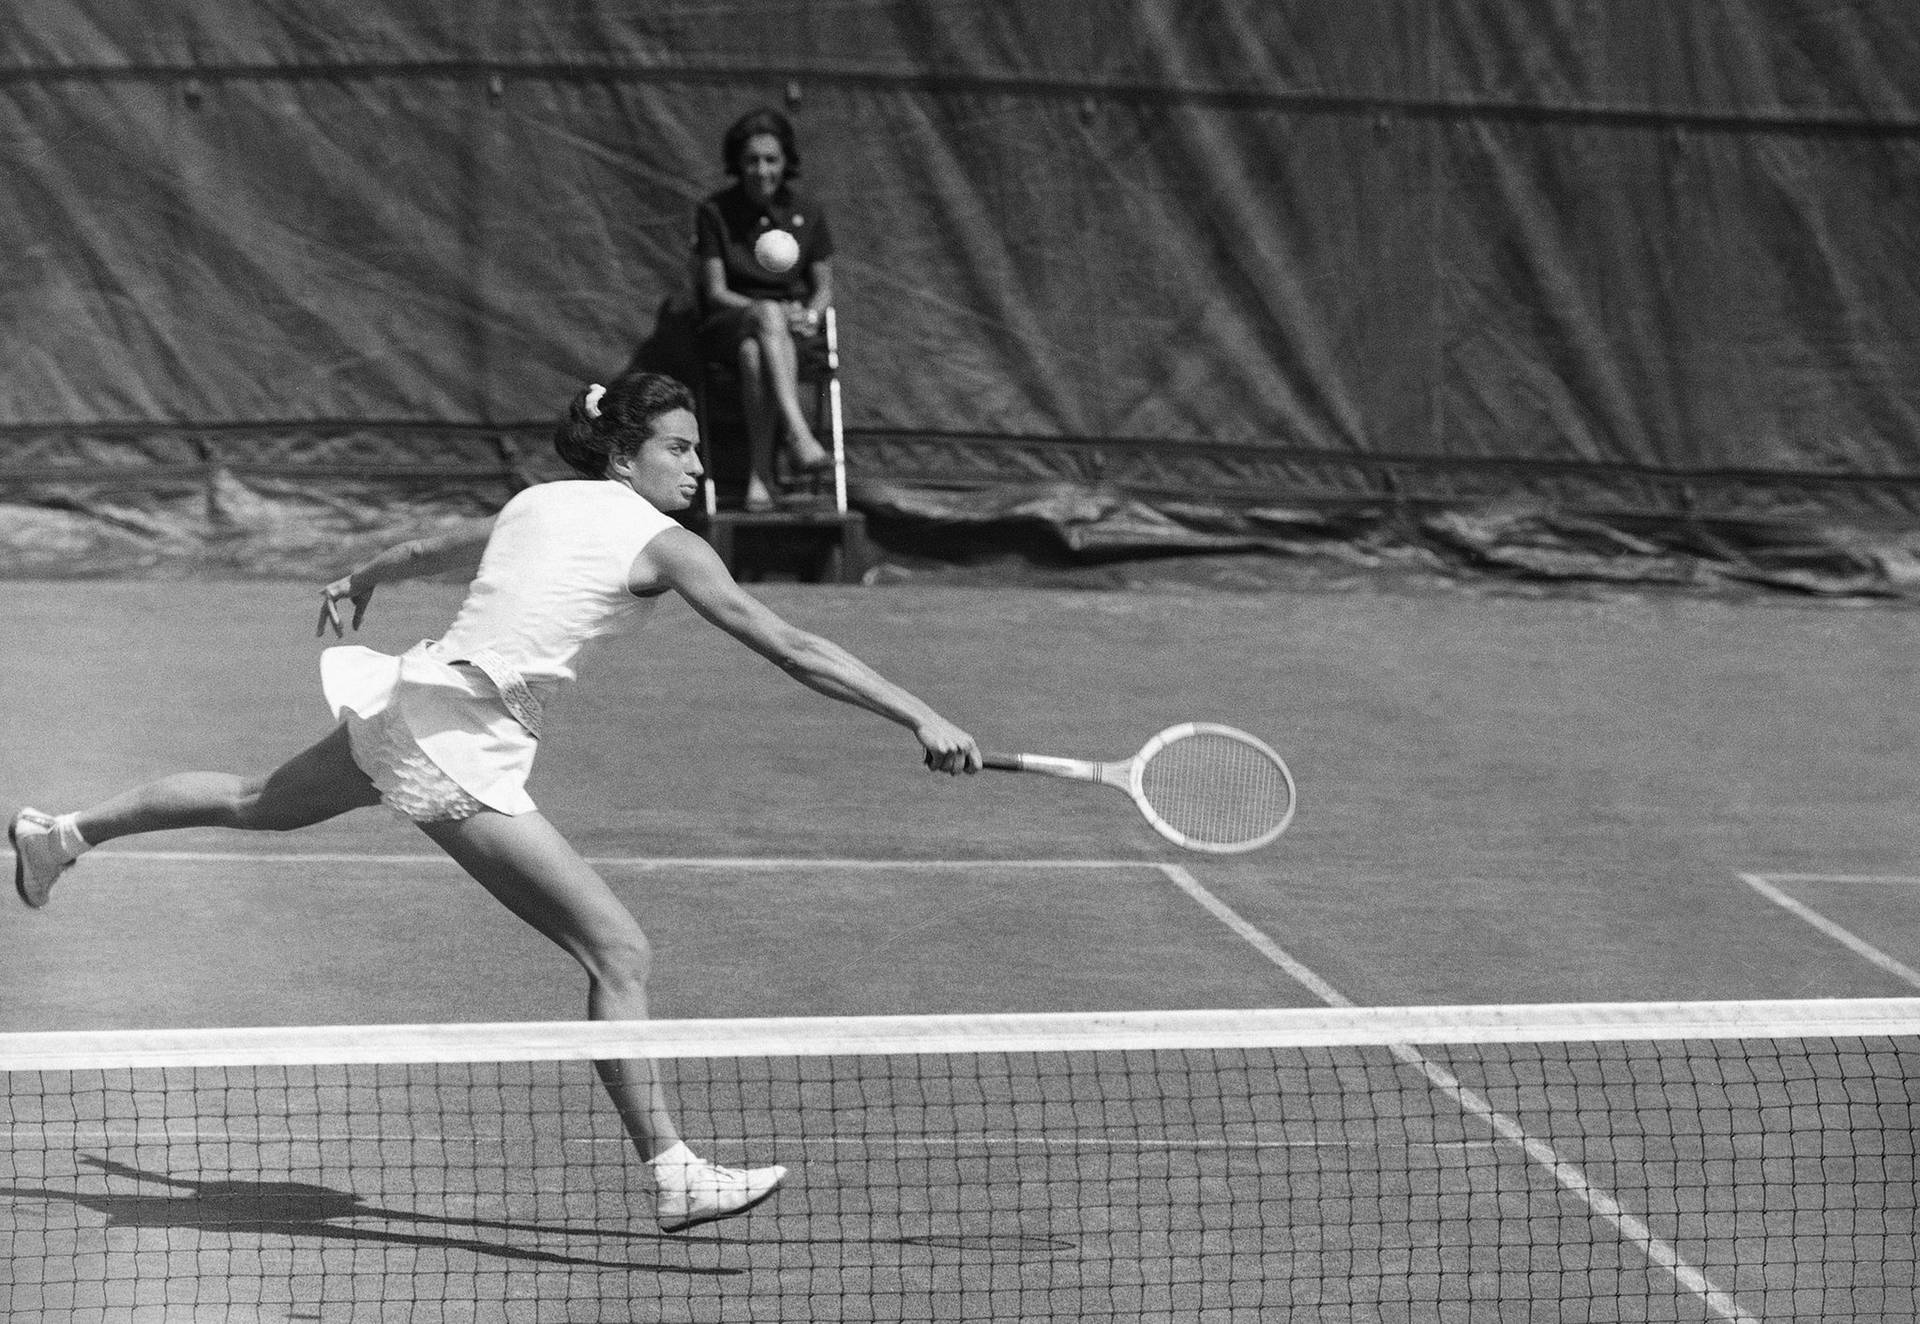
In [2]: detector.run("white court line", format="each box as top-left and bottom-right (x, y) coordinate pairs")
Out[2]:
(1740, 872), (1920, 992)
(1154, 863), (1350, 1007)
(87, 851), (1154, 872)
(1155, 862), (1753, 1324)
(1748, 873), (1920, 886)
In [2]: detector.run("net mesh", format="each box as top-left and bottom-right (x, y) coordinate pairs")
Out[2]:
(1137, 730), (1291, 849)
(4, 1002), (1917, 1323)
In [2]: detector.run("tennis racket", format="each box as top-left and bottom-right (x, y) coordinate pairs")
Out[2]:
(983, 723), (1297, 854)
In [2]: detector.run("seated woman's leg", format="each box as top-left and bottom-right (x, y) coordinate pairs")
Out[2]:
(742, 301), (830, 475)
(734, 336), (778, 510)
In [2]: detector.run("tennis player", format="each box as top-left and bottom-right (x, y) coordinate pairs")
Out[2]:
(9, 371), (982, 1232)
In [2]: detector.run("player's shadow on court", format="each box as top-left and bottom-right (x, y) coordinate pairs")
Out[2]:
(2, 1155), (741, 1275)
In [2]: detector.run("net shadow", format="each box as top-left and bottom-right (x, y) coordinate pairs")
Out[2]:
(1, 1154), (740, 1275)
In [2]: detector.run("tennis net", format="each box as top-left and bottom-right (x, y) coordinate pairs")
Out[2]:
(3, 999), (1916, 1322)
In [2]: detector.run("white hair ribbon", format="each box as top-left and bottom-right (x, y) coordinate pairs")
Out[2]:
(583, 383), (606, 419)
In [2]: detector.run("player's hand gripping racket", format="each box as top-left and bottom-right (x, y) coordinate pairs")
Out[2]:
(983, 723), (1297, 854)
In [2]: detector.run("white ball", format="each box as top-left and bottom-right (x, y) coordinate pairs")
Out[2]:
(754, 228), (800, 274)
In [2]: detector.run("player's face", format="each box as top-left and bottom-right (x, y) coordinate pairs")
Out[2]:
(739, 133), (786, 204)
(614, 408), (703, 512)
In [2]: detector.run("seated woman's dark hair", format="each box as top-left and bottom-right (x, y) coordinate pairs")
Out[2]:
(722, 106), (801, 178)
(553, 372), (696, 478)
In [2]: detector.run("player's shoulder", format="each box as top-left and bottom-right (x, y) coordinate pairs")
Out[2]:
(643, 520), (727, 570)
(502, 478), (637, 521)
(627, 522), (725, 596)
(504, 478), (590, 507)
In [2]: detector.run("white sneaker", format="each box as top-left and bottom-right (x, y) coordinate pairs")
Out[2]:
(654, 1154), (787, 1233)
(10, 808), (67, 909)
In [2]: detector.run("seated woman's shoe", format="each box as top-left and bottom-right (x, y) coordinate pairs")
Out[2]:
(773, 444), (834, 504)
(784, 423), (834, 475)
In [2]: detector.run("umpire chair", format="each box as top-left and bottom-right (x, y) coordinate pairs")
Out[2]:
(691, 306), (870, 584)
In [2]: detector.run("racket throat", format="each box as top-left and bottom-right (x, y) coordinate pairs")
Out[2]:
(1005, 754), (1129, 789)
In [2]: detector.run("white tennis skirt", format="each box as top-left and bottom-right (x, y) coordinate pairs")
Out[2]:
(321, 642), (540, 821)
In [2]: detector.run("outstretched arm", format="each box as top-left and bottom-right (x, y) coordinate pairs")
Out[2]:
(631, 528), (981, 773)
(317, 518), (495, 637)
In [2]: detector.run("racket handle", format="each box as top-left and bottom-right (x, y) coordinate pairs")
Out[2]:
(980, 752), (1104, 783)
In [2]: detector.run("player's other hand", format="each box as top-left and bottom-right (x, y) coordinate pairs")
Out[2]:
(917, 718), (982, 776)
(317, 576), (375, 638)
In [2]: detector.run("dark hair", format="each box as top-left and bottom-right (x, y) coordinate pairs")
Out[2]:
(552, 372), (695, 479)
(722, 106), (801, 179)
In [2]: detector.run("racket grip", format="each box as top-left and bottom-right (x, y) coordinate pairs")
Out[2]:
(981, 752), (1025, 772)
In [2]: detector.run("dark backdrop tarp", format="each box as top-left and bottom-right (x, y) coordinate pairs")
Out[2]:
(5, 2), (1920, 587)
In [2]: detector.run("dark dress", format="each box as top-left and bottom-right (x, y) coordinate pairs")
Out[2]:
(692, 181), (835, 359)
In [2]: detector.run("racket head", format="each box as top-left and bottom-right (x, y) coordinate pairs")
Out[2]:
(1127, 723), (1297, 854)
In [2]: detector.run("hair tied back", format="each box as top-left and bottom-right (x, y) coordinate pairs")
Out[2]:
(583, 383), (606, 419)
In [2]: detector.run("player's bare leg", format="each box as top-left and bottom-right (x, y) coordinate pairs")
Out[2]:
(415, 809), (786, 1231)
(76, 725), (382, 843)
(14, 726), (381, 907)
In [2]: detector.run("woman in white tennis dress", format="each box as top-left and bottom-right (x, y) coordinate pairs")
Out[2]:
(9, 372), (982, 1232)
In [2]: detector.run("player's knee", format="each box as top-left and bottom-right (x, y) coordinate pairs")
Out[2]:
(587, 929), (654, 991)
(228, 775), (303, 832)
(221, 777), (271, 830)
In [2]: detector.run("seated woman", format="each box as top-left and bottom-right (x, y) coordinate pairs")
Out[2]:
(694, 107), (836, 511)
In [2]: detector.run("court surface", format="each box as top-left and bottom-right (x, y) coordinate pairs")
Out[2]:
(4, 577), (1918, 1320)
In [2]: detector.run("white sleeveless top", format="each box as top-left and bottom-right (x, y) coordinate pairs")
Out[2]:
(323, 479), (678, 815)
(438, 479), (679, 690)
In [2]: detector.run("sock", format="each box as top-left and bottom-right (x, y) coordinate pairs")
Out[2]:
(52, 814), (90, 864)
(647, 1141), (700, 1182)
(647, 1141), (697, 1168)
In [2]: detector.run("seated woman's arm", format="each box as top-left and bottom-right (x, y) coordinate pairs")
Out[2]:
(703, 251), (831, 335)
(701, 255), (756, 314)
(793, 259), (832, 334)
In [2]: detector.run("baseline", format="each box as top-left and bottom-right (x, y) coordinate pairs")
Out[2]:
(87, 850), (1151, 871)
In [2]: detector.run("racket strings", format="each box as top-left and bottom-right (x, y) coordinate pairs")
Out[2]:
(1139, 732), (1292, 849)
